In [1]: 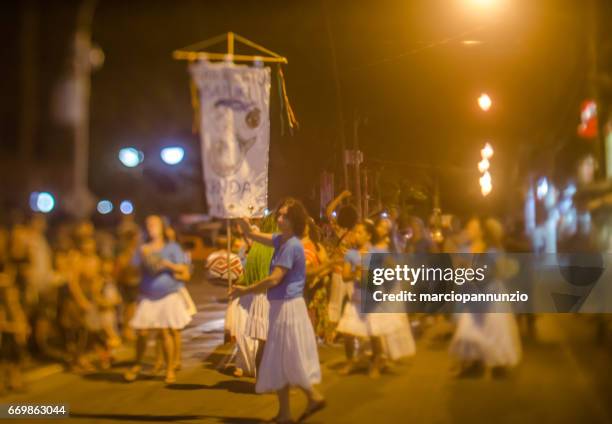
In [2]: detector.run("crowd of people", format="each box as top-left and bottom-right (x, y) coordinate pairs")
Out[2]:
(215, 192), (530, 421)
(0, 212), (195, 393)
(2, 188), (607, 421)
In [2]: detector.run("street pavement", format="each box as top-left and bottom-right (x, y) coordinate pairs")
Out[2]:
(1, 275), (611, 424)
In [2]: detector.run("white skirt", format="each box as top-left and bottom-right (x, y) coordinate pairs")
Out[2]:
(130, 291), (192, 330)
(336, 302), (370, 338)
(225, 297), (251, 338)
(328, 272), (353, 323)
(382, 314), (416, 360)
(245, 292), (269, 341)
(232, 294), (258, 377)
(178, 287), (197, 316)
(256, 297), (322, 393)
(337, 289), (400, 338)
(449, 313), (522, 367)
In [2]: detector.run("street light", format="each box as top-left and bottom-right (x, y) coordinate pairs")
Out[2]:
(160, 146), (185, 165)
(478, 158), (490, 173)
(118, 147), (143, 168)
(465, 0), (507, 12)
(119, 200), (134, 215)
(480, 172), (492, 196)
(478, 143), (494, 196)
(471, 0), (496, 7)
(30, 192), (56, 213)
(97, 200), (113, 214)
(481, 142), (494, 159)
(478, 93), (492, 112)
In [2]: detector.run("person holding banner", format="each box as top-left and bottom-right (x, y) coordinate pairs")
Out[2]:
(231, 198), (325, 423)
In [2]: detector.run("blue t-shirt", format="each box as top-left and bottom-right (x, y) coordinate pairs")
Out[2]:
(134, 242), (186, 300)
(267, 234), (306, 300)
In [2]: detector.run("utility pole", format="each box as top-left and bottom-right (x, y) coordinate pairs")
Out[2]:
(353, 113), (363, 220)
(66, 0), (99, 218)
(362, 166), (369, 218)
(19, 0), (38, 179)
(322, 0), (349, 192)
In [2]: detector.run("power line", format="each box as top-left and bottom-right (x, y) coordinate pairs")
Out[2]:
(350, 24), (488, 72)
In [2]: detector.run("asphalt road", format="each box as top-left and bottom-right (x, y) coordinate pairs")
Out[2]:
(1, 276), (611, 424)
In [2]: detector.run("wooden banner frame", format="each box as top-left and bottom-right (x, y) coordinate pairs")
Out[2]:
(173, 31), (288, 64)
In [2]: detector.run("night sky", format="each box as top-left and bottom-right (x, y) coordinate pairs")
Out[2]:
(1, 0), (610, 219)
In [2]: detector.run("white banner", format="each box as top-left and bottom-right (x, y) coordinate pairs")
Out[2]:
(190, 61), (271, 218)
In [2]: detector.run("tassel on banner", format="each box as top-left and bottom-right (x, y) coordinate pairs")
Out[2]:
(276, 67), (287, 136)
(190, 77), (201, 134)
(277, 64), (299, 133)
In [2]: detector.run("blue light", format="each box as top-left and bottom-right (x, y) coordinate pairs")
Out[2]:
(29, 192), (40, 211)
(97, 200), (113, 215)
(118, 147), (143, 168)
(536, 178), (549, 200)
(381, 212), (389, 219)
(35, 192), (55, 213)
(263, 208), (270, 216)
(160, 146), (185, 165)
(331, 211), (337, 218)
(119, 200), (134, 215)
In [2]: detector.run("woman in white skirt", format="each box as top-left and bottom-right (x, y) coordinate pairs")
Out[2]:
(337, 220), (387, 377)
(124, 215), (192, 384)
(370, 217), (416, 365)
(449, 217), (522, 377)
(337, 219), (416, 378)
(232, 199), (325, 424)
(150, 221), (197, 374)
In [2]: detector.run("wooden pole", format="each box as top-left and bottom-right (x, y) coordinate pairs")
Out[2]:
(226, 33), (234, 291)
(227, 31), (234, 57)
(173, 51), (287, 63)
(173, 32), (288, 63)
(226, 219), (231, 291)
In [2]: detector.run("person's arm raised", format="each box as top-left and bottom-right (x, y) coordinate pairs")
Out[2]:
(236, 218), (274, 246)
(326, 190), (351, 222)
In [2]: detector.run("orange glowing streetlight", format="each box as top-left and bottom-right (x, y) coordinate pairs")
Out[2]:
(478, 93), (492, 112)
(478, 158), (490, 173)
(464, 0), (507, 13)
(478, 142), (494, 196)
(471, 0), (496, 7)
(481, 142), (494, 159)
(479, 172), (492, 196)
